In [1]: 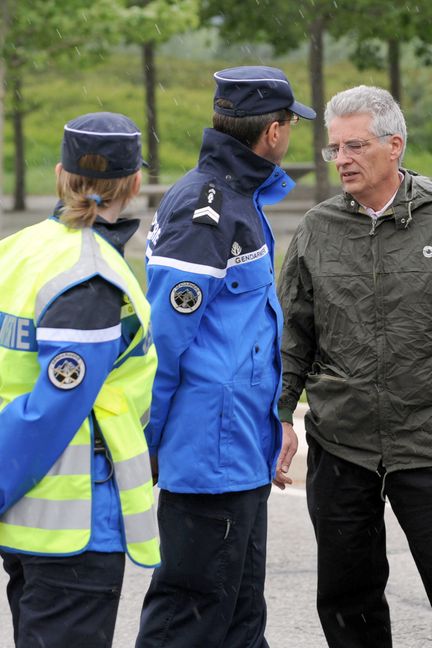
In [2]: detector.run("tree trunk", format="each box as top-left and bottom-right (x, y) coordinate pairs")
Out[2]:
(142, 42), (159, 207)
(12, 75), (26, 211)
(0, 59), (4, 224)
(388, 38), (401, 105)
(0, 0), (9, 224)
(309, 18), (330, 204)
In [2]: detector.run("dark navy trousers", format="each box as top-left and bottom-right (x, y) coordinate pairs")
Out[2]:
(1, 550), (125, 648)
(136, 484), (271, 648)
(306, 434), (432, 648)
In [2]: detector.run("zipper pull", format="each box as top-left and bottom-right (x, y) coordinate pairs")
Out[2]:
(224, 518), (232, 540)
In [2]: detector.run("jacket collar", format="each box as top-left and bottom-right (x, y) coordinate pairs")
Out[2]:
(198, 128), (277, 195)
(92, 216), (140, 254)
(343, 170), (432, 230)
(52, 200), (140, 254)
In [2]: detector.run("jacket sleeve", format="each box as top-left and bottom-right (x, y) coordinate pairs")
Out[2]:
(144, 200), (227, 454)
(0, 277), (122, 515)
(277, 227), (316, 415)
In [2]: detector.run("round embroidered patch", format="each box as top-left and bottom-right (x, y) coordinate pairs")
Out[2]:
(423, 245), (432, 258)
(170, 282), (203, 314)
(48, 352), (86, 390)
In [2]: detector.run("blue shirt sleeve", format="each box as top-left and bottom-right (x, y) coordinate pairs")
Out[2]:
(145, 205), (227, 453)
(0, 278), (122, 515)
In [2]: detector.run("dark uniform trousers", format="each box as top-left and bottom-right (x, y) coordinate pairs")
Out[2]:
(1, 550), (125, 648)
(136, 484), (271, 648)
(306, 434), (432, 648)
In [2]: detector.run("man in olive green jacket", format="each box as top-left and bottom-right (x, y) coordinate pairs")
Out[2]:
(278, 85), (432, 648)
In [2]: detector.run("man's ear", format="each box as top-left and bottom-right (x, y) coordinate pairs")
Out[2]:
(266, 121), (280, 148)
(55, 162), (63, 177)
(253, 121), (279, 158)
(389, 134), (404, 162)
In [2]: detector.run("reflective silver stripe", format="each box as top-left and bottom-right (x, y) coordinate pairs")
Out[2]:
(115, 452), (152, 492)
(37, 324), (121, 343)
(35, 229), (129, 321)
(123, 508), (158, 544)
(147, 243), (269, 278)
(140, 408), (150, 428)
(46, 445), (90, 477)
(2, 497), (91, 530)
(147, 254), (226, 278)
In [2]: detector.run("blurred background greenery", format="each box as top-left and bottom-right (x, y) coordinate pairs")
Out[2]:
(2, 1), (432, 205)
(4, 45), (432, 194)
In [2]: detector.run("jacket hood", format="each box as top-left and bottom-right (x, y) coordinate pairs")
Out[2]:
(399, 169), (432, 210)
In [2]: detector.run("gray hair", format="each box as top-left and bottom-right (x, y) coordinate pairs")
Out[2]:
(324, 85), (407, 162)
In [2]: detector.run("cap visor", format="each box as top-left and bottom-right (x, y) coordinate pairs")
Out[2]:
(291, 101), (316, 120)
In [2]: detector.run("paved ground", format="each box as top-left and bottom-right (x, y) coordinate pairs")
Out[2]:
(0, 197), (431, 645)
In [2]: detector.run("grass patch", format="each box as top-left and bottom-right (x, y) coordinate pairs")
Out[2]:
(126, 255), (146, 290)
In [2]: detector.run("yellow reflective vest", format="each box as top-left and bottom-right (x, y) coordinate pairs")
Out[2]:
(0, 218), (160, 567)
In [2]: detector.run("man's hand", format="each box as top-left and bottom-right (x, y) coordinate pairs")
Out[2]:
(273, 422), (298, 490)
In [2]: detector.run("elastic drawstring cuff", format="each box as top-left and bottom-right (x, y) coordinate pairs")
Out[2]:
(86, 193), (103, 206)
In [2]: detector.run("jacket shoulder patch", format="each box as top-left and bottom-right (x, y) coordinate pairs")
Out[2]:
(192, 182), (222, 227)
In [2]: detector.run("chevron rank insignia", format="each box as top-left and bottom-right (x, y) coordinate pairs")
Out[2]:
(192, 182), (222, 227)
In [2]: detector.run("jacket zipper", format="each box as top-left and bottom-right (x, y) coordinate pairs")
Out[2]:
(224, 518), (232, 540)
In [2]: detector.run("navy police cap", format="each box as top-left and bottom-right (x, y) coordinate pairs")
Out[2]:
(61, 112), (147, 179)
(214, 66), (316, 120)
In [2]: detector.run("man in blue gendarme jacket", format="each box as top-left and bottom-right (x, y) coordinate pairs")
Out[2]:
(136, 66), (316, 648)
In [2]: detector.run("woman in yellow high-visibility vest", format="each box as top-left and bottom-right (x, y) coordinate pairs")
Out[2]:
(0, 112), (160, 648)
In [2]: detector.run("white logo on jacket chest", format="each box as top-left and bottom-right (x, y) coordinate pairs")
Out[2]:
(148, 212), (161, 246)
(231, 241), (242, 256)
(423, 245), (432, 258)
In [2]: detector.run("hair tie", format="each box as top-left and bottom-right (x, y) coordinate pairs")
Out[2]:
(85, 193), (102, 206)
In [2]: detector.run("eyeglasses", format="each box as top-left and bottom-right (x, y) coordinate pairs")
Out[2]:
(279, 113), (300, 126)
(321, 134), (393, 162)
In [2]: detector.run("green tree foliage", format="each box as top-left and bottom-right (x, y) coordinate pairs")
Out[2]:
(0, 0), (8, 220)
(123, 0), (199, 187)
(123, 0), (198, 44)
(329, 0), (432, 105)
(200, 0), (343, 202)
(0, 0), (198, 207)
(201, 0), (432, 197)
(1, 0), (124, 209)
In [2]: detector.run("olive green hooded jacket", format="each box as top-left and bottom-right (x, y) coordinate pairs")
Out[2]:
(278, 170), (432, 473)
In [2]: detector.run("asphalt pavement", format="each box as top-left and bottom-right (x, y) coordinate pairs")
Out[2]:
(0, 197), (431, 646)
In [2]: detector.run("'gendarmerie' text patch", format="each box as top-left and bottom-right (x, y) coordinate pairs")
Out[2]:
(192, 182), (222, 227)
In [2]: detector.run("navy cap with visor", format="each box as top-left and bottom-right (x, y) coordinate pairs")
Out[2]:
(61, 112), (147, 179)
(214, 66), (316, 120)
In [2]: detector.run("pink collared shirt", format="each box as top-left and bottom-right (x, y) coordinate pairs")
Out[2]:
(361, 171), (404, 219)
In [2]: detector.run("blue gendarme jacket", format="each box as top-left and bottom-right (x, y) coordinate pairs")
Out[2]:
(145, 128), (295, 493)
